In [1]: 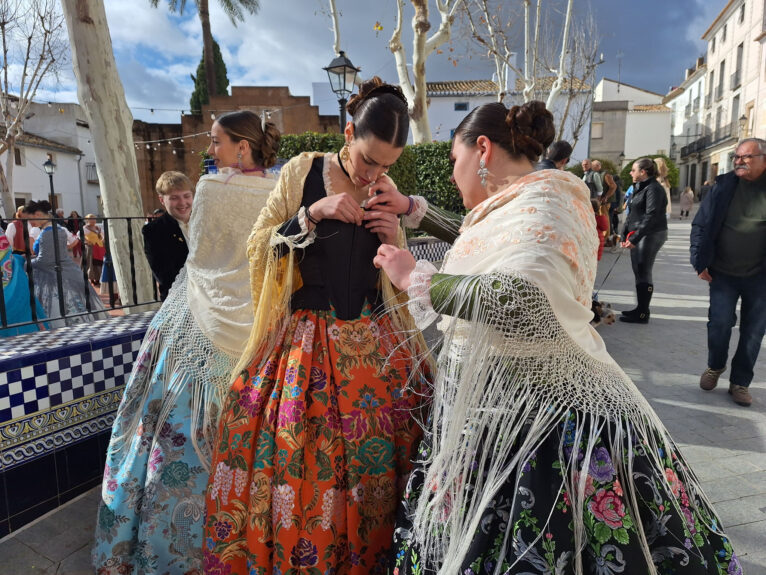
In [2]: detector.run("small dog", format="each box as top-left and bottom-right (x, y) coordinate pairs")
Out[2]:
(591, 299), (616, 327)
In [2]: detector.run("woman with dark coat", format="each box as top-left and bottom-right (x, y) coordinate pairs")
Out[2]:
(620, 157), (668, 323)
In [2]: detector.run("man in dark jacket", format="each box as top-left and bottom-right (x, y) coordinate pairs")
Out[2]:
(143, 171), (193, 301)
(536, 140), (572, 170)
(690, 138), (766, 407)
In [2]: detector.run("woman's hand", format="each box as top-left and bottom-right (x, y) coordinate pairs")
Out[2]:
(363, 210), (399, 245)
(309, 193), (364, 226)
(373, 244), (416, 291)
(365, 175), (410, 214)
(620, 240), (635, 249)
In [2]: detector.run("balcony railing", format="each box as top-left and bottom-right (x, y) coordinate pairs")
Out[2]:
(731, 70), (741, 90)
(1, 216), (159, 333)
(692, 97), (700, 113)
(705, 94), (712, 108)
(716, 84), (724, 101)
(685, 104), (692, 117)
(679, 121), (736, 157)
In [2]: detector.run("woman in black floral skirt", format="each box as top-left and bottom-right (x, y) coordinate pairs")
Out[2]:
(370, 100), (741, 574)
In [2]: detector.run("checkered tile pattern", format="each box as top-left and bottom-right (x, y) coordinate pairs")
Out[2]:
(0, 313), (152, 424)
(0, 311), (153, 363)
(408, 238), (451, 263)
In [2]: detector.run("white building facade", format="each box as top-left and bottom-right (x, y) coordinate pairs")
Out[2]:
(425, 79), (592, 165)
(685, 0), (766, 181)
(589, 79), (672, 169)
(1, 101), (102, 217)
(664, 58), (707, 192)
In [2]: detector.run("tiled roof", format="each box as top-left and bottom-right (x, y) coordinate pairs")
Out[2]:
(427, 76), (591, 96)
(427, 80), (499, 96)
(514, 76), (591, 91)
(0, 127), (81, 155)
(633, 104), (671, 113)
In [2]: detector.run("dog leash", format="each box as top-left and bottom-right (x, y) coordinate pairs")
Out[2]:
(593, 247), (625, 298)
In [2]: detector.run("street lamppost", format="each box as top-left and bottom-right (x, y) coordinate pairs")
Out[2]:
(42, 156), (66, 318)
(324, 51), (360, 132)
(738, 114), (748, 138)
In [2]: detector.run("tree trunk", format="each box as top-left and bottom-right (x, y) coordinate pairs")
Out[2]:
(60, 0), (155, 308)
(0, 162), (12, 218)
(199, 0), (217, 99)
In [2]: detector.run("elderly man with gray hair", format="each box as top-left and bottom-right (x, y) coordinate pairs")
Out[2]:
(691, 138), (766, 407)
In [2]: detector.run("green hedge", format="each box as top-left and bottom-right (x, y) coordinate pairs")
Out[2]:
(277, 132), (462, 214)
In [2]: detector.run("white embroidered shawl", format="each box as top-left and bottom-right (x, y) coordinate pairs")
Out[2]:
(409, 170), (716, 574)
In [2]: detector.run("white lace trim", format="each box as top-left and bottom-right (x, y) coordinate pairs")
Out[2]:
(402, 195), (428, 228)
(322, 153), (335, 195)
(406, 259), (440, 329)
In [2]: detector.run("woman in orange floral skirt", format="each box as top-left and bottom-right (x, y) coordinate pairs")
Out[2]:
(204, 78), (428, 575)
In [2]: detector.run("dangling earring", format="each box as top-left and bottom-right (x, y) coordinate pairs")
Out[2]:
(477, 158), (489, 188)
(340, 143), (351, 164)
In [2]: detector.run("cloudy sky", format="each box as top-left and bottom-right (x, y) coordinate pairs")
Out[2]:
(35, 0), (725, 125)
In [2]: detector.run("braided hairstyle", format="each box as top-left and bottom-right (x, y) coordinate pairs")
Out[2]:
(346, 76), (409, 147)
(454, 100), (555, 164)
(214, 110), (282, 169)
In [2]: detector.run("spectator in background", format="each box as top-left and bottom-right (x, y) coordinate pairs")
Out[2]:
(536, 139), (572, 170)
(593, 199), (609, 260)
(655, 157), (672, 219)
(5, 205), (33, 255)
(83, 214), (104, 286)
(142, 171), (193, 300)
(26, 200), (106, 327)
(582, 157), (603, 199)
(691, 138), (766, 408)
(620, 158), (668, 324)
(699, 179), (712, 202)
(680, 186), (694, 219)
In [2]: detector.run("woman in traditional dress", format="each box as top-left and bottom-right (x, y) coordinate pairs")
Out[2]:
(372, 101), (740, 574)
(26, 200), (107, 327)
(203, 77), (428, 575)
(0, 234), (47, 336)
(93, 110), (281, 574)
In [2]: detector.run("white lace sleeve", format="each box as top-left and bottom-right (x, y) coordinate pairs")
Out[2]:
(271, 206), (316, 249)
(402, 195), (428, 229)
(406, 259), (440, 329)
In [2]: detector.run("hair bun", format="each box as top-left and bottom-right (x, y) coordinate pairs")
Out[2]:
(346, 76), (408, 116)
(504, 101), (555, 161)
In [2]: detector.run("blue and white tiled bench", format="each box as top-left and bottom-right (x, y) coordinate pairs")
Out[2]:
(0, 311), (154, 536)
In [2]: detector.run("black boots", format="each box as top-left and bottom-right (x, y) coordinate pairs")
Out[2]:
(619, 283), (653, 324)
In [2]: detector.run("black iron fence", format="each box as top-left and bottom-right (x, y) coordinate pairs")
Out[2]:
(1, 216), (159, 332)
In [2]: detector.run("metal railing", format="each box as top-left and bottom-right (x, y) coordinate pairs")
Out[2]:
(692, 97), (700, 113)
(716, 84), (724, 101)
(1, 216), (159, 332)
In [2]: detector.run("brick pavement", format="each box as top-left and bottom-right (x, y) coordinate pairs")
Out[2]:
(0, 214), (764, 574)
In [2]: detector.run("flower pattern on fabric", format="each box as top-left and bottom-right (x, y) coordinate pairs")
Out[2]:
(391, 412), (740, 575)
(93, 354), (209, 574)
(205, 307), (424, 575)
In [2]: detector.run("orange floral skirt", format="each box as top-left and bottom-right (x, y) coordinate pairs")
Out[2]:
(204, 306), (425, 575)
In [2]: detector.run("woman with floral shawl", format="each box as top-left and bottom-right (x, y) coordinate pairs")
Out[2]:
(204, 78), (428, 575)
(93, 110), (280, 574)
(371, 101), (740, 574)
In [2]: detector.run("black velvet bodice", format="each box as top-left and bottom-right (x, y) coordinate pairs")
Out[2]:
(277, 157), (383, 320)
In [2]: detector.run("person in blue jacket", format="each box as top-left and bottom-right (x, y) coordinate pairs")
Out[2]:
(690, 138), (766, 407)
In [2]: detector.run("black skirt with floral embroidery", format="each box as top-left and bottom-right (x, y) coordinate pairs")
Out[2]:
(389, 411), (741, 575)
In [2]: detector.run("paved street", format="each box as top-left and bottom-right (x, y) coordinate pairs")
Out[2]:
(0, 212), (765, 574)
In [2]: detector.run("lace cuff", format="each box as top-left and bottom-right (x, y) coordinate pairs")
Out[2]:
(270, 207), (316, 249)
(402, 195), (428, 229)
(406, 259), (440, 329)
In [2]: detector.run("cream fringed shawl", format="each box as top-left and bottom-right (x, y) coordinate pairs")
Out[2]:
(111, 171), (275, 471)
(234, 151), (427, 379)
(409, 170), (719, 574)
